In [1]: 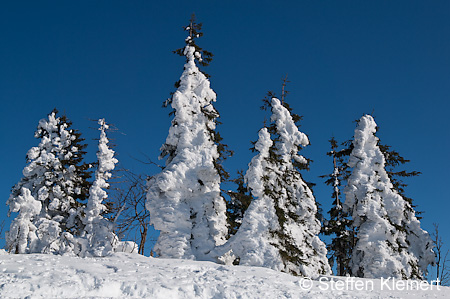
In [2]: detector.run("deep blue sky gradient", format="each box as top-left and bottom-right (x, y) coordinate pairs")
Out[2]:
(1, 1), (449, 276)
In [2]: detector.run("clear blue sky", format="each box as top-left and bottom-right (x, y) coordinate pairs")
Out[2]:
(1, 0), (449, 275)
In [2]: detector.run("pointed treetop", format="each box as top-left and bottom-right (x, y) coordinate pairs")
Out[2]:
(98, 118), (109, 131)
(260, 76), (302, 125)
(185, 13), (203, 45)
(173, 13), (213, 67)
(281, 74), (290, 105)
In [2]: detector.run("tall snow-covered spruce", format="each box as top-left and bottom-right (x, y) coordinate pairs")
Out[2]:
(225, 98), (330, 277)
(6, 110), (91, 254)
(146, 16), (229, 261)
(82, 119), (121, 256)
(344, 114), (434, 279)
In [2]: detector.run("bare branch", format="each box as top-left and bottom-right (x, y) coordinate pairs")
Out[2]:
(431, 223), (450, 285)
(107, 168), (151, 255)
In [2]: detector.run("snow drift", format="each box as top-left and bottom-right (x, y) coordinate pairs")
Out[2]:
(0, 251), (447, 299)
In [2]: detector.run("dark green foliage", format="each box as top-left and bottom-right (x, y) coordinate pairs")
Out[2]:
(226, 170), (253, 237)
(202, 106), (233, 182)
(268, 168), (311, 274)
(378, 143), (422, 219)
(58, 112), (92, 205)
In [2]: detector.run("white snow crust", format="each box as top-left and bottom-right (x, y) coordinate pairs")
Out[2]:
(0, 251), (447, 299)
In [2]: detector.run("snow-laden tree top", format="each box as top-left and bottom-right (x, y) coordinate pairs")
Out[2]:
(270, 98), (309, 165)
(345, 115), (405, 226)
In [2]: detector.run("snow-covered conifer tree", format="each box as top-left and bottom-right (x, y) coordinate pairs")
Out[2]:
(227, 98), (330, 277)
(344, 115), (434, 279)
(321, 137), (354, 276)
(82, 119), (120, 257)
(5, 188), (41, 253)
(146, 16), (229, 261)
(6, 109), (91, 254)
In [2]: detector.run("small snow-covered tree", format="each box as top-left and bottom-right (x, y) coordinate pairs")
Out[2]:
(146, 16), (230, 261)
(6, 110), (91, 254)
(5, 188), (41, 253)
(321, 137), (354, 276)
(82, 119), (120, 257)
(344, 114), (434, 279)
(227, 98), (330, 277)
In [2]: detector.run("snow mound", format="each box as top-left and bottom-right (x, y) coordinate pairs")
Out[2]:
(0, 251), (447, 298)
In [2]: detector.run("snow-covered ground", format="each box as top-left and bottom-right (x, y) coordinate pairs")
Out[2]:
(0, 250), (447, 298)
